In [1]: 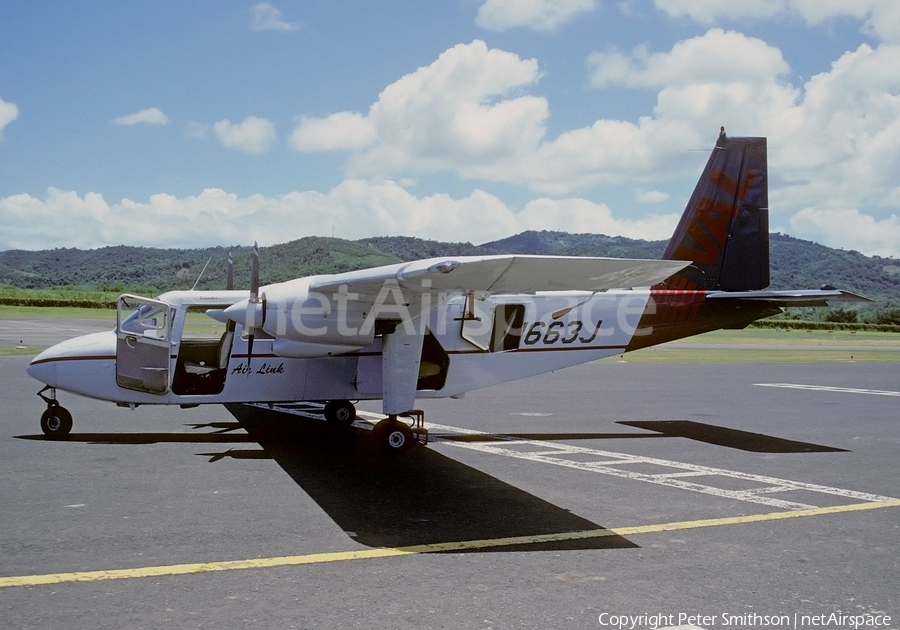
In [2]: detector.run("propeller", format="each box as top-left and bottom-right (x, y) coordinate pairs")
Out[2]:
(221, 242), (267, 370)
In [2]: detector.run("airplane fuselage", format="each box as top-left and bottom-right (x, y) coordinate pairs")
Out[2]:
(26, 282), (786, 411)
(27, 288), (669, 407)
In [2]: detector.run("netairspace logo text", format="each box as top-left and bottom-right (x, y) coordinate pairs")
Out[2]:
(597, 612), (893, 629)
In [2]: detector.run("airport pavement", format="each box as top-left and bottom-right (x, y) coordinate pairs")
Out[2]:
(1, 355), (898, 629)
(0, 317), (114, 349)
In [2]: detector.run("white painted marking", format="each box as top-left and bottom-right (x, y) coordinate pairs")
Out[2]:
(424, 422), (896, 510)
(755, 383), (900, 397)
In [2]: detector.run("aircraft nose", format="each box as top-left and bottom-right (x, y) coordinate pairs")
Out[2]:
(26, 354), (58, 387)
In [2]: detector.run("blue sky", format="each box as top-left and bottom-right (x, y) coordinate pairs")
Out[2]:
(1, 1), (899, 256)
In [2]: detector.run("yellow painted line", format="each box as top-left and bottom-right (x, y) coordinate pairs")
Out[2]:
(2, 499), (898, 589)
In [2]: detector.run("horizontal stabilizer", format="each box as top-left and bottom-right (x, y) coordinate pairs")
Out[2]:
(706, 289), (872, 307)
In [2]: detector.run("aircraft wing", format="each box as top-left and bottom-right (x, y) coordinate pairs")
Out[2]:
(309, 255), (691, 297)
(705, 289), (872, 307)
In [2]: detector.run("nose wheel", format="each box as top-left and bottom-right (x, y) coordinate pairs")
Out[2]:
(37, 387), (73, 439)
(323, 400), (357, 426)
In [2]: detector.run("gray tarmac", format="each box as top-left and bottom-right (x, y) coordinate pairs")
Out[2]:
(0, 317), (114, 349)
(1, 348), (898, 629)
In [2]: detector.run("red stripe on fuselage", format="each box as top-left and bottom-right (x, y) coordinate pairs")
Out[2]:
(28, 355), (115, 366)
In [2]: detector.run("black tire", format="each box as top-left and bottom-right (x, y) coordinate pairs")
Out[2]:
(40, 405), (73, 439)
(372, 418), (413, 455)
(324, 400), (356, 426)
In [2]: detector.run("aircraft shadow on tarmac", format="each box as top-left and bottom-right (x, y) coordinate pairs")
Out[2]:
(439, 424), (845, 453)
(616, 420), (848, 453)
(16, 407), (635, 552)
(15, 409), (843, 550)
(222, 404), (636, 552)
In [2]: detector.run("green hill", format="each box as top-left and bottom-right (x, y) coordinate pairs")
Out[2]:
(2, 232), (898, 316)
(480, 230), (900, 309)
(482, 230), (664, 259)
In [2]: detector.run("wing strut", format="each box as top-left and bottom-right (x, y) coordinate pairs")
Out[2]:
(369, 320), (428, 455)
(381, 322), (424, 416)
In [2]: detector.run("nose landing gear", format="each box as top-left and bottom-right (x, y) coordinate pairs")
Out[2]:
(37, 386), (73, 439)
(323, 399), (357, 426)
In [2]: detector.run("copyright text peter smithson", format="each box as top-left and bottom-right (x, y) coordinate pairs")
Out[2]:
(597, 612), (893, 629)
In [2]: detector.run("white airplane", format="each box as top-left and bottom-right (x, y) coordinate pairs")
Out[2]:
(26, 130), (865, 453)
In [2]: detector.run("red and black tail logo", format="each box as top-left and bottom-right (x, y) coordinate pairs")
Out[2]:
(660, 134), (769, 292)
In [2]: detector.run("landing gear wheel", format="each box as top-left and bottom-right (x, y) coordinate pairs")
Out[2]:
(373, 417), (413, 455)
(324, 400), (356, 426)
(40, 404), (72, 439)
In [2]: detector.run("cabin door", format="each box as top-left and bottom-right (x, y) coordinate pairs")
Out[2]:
(460, 297), (526, 352)
(116, 295), (173, 394)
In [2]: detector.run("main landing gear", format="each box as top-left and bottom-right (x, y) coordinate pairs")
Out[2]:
(322, 400), (428, 455)
(372, 410), (428, 455)
(37, 386), (72, 440)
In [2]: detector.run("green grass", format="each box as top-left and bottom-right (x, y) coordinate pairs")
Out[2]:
(0, 345), (45, 357)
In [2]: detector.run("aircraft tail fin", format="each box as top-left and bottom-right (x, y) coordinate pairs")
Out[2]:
(660, 129), (769, 291)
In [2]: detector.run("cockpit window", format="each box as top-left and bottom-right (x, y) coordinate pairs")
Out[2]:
(117, 295), (172, 341)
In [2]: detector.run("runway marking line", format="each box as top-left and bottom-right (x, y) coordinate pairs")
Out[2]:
(2, 499), (898, 589)
(755, 383), (900, 397)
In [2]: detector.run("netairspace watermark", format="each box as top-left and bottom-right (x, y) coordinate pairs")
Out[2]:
(597, 612), (893, 630)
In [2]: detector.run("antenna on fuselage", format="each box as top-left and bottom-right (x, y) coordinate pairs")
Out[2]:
(190, 255), (213, 291)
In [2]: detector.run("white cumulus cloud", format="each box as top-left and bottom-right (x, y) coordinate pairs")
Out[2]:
(580, 29), (900, 231)
(475, 0), (597, 32)
(213, 116), (276, 154)
(111, 107), (169, 126)
(789, 207), (900, 257)
(0, 97), (19, 137)
(587, 29), (790, 88)
(250, 3), (299, 32)
(0, 183), (679, 251)
(290, 112), (377, 152)
(654, 0), (900, 43)
(290, 41), (548, 181)
(636, 190), (670, 204)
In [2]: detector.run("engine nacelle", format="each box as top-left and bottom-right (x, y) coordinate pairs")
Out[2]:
(260, 278), (375, 347)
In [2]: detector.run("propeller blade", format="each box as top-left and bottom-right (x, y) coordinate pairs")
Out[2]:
(245, 243), (261, 372)
(245, 330), (255, 373)
(250, 241), (260, 303)
(226, 251), (234, 291)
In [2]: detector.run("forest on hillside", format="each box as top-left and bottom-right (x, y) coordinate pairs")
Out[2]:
(2, 231), (899, 321)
